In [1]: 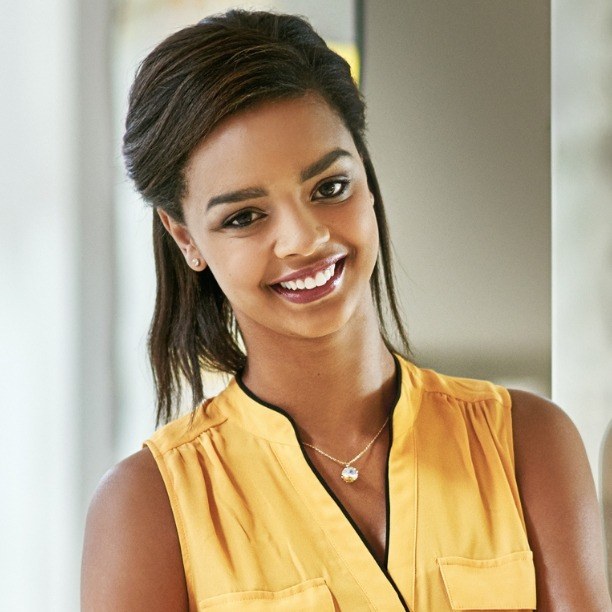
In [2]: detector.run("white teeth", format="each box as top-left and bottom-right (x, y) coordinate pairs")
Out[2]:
(279, 262), (337, 291)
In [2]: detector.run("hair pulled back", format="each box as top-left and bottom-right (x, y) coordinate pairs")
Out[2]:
(123, 10), (409, 425)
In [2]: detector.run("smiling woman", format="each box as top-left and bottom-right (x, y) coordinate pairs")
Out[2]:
(81, 9), (611, 612)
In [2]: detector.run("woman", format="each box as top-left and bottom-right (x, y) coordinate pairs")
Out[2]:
(81, 10), (611, 611)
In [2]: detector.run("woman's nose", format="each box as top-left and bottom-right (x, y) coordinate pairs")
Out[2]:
(273, 205), (330, 259)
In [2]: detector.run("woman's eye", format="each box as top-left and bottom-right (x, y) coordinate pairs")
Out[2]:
(314, 179), (349, 200)
(223, 210), (263, 228)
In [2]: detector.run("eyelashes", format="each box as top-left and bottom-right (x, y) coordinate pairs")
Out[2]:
(313, 178), (350, 200)
(223, 209), (265, 229)
(221, 176), (352, 230)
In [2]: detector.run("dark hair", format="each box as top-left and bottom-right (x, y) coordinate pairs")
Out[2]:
(123, 10), (409, 425)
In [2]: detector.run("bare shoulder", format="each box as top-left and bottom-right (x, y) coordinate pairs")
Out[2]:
(81, 447), (188, 611)
(509, 389), (611, 611)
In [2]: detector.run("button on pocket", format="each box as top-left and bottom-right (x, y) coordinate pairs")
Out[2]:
(198, 577), (336, 610)
(437, 551), (536, 610)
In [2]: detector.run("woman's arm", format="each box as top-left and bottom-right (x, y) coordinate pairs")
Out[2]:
(510, 389), (612, 611)
(81, 448), (189, 611)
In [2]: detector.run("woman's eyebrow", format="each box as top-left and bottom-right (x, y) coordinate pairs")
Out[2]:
(300, 148), (352, 182)
(207, 187), (267, 210)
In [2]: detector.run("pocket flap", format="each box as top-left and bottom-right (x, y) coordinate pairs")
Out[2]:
(198, 577), (335, 610)
(437, 551), (536, 610)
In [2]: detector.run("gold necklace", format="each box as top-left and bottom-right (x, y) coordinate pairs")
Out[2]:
(302, 414), (390, 483)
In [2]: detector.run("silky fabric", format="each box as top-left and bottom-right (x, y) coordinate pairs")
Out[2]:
(144, 357), (536, 611)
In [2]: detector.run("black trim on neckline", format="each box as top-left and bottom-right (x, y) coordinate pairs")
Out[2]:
(236, 354), (410, 611)
(383, 405), (394, 572)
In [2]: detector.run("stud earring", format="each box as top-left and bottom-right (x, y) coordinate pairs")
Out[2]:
(191, 258), (201, 268)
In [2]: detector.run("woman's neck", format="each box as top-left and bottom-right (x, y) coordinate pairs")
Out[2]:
(239, 306), (397, 449)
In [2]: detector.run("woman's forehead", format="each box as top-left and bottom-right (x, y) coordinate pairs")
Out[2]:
(184, 95), (358, 195)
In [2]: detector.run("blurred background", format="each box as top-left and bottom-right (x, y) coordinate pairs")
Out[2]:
(1, 0), (610, 609)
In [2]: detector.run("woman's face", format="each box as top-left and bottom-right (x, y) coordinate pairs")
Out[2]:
(160, 94), (379, 343)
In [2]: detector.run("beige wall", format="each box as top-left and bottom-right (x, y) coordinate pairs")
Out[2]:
(363, 1), (551, 393)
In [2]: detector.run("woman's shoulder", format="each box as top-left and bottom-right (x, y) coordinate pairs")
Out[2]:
(508, 388), (593, 486)
(81, 448), (189, 611)
(146, 398), (227, 456)
(508, 389), (611, 610)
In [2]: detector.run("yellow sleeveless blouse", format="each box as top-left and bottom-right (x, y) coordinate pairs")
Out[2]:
(144, 357), (536, 611)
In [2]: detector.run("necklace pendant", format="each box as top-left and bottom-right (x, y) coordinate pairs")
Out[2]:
(341, 465), (359, 483)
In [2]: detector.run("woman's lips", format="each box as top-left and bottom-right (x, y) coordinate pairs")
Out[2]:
(270, 257), (345, 304)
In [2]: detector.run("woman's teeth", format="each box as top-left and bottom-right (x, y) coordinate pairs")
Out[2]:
(279, 263), (336, 291)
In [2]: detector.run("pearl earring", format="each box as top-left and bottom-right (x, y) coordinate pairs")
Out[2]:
(191, 258), (201, 268)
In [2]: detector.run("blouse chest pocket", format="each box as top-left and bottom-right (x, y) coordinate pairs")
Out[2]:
(437, 551), (536, 611)
(198, 577), (336, 611)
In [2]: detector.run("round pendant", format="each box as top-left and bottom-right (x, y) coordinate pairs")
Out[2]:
(341, 466), (359, 483)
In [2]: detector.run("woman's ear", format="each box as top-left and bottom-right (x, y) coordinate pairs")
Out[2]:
(157, 208), (207, 271)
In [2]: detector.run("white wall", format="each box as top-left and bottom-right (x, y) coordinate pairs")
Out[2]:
(552, 0), (612, 506)
(1, 0), (117, 609)
(0, 0), (79, 609)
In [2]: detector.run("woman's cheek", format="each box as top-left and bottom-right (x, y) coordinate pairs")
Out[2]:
(351, 202), (379, 248)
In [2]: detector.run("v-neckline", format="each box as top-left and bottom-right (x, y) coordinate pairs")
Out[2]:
(232, 355), (419, 611)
